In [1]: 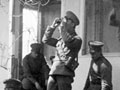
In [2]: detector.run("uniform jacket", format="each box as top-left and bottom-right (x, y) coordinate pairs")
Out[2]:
(42, 26), (82, 77)
(83, 55), (112, 90)
(22, 53), (50, 84)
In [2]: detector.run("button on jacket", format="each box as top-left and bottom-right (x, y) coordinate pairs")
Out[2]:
(42, 26), (82, 77)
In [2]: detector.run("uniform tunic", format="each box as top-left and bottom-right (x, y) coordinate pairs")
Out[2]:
(83, 55), (112, 90)
(42, 26), (82, 90)
(22, 53), (50, 89)
(42, 26), (82, 77)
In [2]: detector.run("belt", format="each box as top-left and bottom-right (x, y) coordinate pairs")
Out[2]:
(91, 80), (101, 85)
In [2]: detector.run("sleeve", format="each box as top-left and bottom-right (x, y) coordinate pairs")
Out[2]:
(22, 56), (37, 84)
(100, 63), (112, 90)
(41, 55), (50, 80)
(42, 26), (58, 47)
(60, 29), (82, 49)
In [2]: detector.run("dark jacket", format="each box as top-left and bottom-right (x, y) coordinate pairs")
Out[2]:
(83, 56), (112, 90)
(22, 53), (50, 84)
(42, 26), (82, 77)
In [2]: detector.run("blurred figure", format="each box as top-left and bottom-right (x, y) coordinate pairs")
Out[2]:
(83, 41), (112, 90)
(22, 43), (50, 90)
(109, 8), (120, 26)
(42, 11), (82, 90)
(108, 0), (120, 41)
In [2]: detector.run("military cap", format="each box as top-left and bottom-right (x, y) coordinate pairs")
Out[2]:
(31, 43), (41, 53)
(88, 41), (104, 52)
(3, 78), (21, 88)
(65, 11), (79, 25)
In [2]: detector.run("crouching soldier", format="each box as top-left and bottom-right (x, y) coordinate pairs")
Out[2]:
(22, 43), (50, 90)
(83, 41), (112, 90)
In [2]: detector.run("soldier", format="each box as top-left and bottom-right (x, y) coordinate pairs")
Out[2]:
(83, 41), (112, 90)
(22, 43), (50, 90)
(42, 11), (82, 90)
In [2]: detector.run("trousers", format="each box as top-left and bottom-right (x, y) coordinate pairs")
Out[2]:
(87, 84), (101, 90)
(47, 75), (73, 90)
(22, 78), (46, 90)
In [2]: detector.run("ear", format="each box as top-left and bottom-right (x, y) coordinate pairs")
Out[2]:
(71, 22), (75, 27)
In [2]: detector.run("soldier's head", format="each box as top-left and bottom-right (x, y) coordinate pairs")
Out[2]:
(59, 11), (79, 34)
(88, 41), (104, 60)
(30, 43), (41, 58)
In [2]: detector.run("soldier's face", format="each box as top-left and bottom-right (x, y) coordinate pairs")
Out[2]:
(31, 51), (38, 58)
(90, 49), (101, 60)
(59, 16), (74, 33)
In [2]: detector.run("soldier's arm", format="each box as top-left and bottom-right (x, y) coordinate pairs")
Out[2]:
(42, 26), (58, 47)
(41, 55), (50, 80)
(60, 29), (82, 49)
(100, 63), (112, 90)
(23, 56), (37, 84)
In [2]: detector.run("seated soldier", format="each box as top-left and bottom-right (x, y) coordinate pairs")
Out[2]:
(83, 41), (112, 90)
(22, 43), (50, 90)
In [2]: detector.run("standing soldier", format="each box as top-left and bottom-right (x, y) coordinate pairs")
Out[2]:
(42, 11), (82, 90)
(22, 43), (50, 90)
(83, 41), (112, 90)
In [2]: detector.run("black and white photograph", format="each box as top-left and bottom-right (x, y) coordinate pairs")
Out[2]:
(0, 0), (120, 90)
